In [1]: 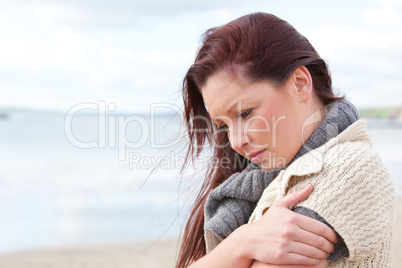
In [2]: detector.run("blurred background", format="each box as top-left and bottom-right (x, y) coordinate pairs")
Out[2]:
(0, 0), (401, 267)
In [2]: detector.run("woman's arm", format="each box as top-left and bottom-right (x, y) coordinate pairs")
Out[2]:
(250, 259), (329, 268)
(188, 185), (337, 268)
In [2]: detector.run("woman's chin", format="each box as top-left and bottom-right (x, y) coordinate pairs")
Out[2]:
(259, 155), (287, 170)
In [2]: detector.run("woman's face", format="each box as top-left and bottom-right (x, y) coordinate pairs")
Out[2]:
(201, 68), (322, 170)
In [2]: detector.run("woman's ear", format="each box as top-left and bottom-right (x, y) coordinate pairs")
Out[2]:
(293, 66), (313, 103)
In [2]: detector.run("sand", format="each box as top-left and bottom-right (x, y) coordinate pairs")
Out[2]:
(0, 197), (401, 268)
(0, 237), (180, 268)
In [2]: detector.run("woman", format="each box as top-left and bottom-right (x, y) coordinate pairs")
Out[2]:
(176, 12), (394, 267)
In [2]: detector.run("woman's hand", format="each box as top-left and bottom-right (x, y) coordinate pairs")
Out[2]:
(239, 184), (337, 266)
(188, 184), (337, 268)
(250, 259), (329, 268)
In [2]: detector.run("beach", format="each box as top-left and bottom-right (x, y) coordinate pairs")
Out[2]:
(0, 237), (180, 268)
(0, 197), (400, 268)
(0, 114), (401, 267)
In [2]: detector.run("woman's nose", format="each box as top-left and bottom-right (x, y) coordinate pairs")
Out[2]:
(229, 126), (248, 152)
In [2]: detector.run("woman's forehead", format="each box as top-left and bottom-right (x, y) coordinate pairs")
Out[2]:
(201, 73), (248, 117)
(201, 73), (283, 120)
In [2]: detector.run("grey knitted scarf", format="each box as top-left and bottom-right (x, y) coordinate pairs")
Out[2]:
(204, 99), (360, 241)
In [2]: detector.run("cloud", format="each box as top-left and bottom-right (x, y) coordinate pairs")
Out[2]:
(1, 0), (402, 112)
(376, 0), (402, 4)
(364, 5), (401, 25)
(18, 0), (268, 29)
(2, 0), (230, 112)
(302, 5), (402, 107)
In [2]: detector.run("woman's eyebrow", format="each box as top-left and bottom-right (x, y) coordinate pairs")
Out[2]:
(225, 97), (253, 115)
(209, 97), (254, 121)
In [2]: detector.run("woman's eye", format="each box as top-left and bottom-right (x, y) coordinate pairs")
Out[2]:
(218, 124), (228, 130)
(239, 110), (252, 119)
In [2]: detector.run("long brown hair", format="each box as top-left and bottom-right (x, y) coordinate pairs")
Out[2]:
(176, 12), (342, 267)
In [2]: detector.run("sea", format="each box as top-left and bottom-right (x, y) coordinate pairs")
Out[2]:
(0, 109), (401, 254)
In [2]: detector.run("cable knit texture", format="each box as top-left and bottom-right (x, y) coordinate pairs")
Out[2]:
(249, 120), (395, 267)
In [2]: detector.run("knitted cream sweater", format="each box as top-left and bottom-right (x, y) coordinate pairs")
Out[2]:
(249, 120), (395, 267)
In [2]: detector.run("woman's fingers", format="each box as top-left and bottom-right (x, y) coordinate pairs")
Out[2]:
(271, 184), (338, 245)
(249, 186), (339, 266)
(293, 228), (335, 254)
(272, 223), (332, 259)
(271, 252), (323, 266)
(294, 213), (338, 244)
(271, 184), (314, 209)
(289, 241), (330, 259)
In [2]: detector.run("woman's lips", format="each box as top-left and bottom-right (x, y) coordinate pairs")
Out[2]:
(248, 149), (266, 163)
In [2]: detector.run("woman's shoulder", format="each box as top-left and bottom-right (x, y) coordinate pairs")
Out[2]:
(287, 119), (392, 187)
(322, 119), (372, 152)
(304, 119), (378, 166)
(322, 119), (384, 170)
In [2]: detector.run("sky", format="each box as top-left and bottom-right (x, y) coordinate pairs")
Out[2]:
(0, 0), (401, 113)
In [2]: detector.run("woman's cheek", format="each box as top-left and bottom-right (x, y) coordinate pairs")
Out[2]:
(244, 121), (269, 147)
